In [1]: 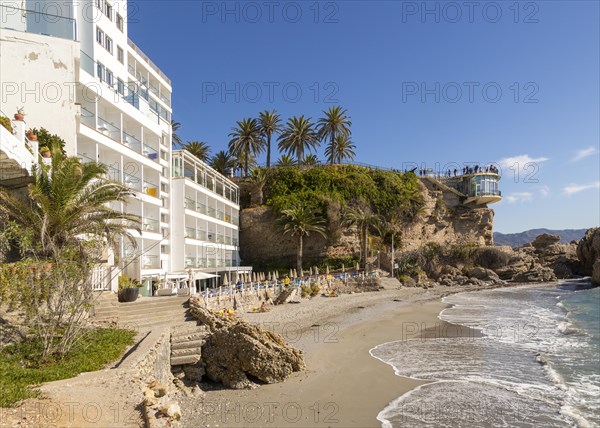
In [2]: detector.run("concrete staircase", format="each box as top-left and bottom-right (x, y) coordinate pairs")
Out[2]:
(170, 324), (209, 366)
(92, 292), (208, 368)
(92, 293), (194, 330)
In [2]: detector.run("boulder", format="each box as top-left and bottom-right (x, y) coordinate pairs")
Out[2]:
(532, 234), (561, 250)
(577, 228), (600, 286)
(468, 267), (500, 281)
(513, 265), (556, 283)
(189, 302), (305, 389)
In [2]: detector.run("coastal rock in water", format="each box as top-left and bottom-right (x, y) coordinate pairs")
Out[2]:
(189, 302), (305, 389)
(577, 228), (600, 286)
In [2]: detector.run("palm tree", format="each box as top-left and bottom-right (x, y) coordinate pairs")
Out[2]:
(275, 154), (297, 167)
(258, 110), (282, 168)
(210, 150), (235, 175)
(343, 205), (382, 270)
(0, 149), (140, 259)
(171, 120), (182, 148)
(249, 167), (268, 206)
(277, 204), (327, 273)
(184, 141), (211, 162)
(325, 134), (356, 164)
(277, 116), (319, 166)
(228, 118), (263, 176)
(303, 154), (320, 166)
(316, 106), (352, 165)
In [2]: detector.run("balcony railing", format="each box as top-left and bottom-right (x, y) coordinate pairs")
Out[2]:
(122, 130), (141, 152)
(143, 143), (159, 161)
(124, 172), (142, 191)
(142, 255), (160, 269)
(143, 218), (159, 233)
(185, 227), (196, 239)
(97, 116), (120, 141)
(80, 107), (96, 128)
(77, 153), (95, 164)
(0, 5), (76, 41)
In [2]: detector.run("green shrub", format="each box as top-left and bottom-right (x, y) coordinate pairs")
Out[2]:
(473, 247), (512, 269)
(0, 116), (13, 134)
(0, 328), (135, 407)
(262, 165), (423, 216)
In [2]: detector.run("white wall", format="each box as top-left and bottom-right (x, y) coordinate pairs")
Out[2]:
(0, 29), (80, 155)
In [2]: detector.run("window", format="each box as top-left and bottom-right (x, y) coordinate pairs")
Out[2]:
(160, 150), (167, 160)
(116, 13), (123, 31)
(97, 0), (105, 10)
(117, 46), (124, 63)
(105, 2), (112, 20)
(105, 69), (113, 86)
(117, 78), (125, 95)
(97, 62), (105, 81)
(96, 27), (104, 45)
(105, 36), (113, 54)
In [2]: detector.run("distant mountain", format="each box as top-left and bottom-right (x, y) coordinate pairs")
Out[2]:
(494, 229), (588, 247)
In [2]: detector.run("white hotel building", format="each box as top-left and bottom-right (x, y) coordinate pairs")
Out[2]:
(0, 0), (244, 295)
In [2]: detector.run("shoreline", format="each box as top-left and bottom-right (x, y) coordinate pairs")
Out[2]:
(182, 282), (545, 427)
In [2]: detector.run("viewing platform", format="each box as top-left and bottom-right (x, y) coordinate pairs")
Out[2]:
(421, 171), (502, 206)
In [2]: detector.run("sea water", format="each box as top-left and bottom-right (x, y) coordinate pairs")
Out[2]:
(370, 281), (600, 427)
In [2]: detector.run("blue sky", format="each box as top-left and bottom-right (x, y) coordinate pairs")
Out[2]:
(129, 1), (600, 233)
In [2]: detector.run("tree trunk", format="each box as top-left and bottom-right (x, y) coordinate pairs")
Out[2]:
(329, 131), (335, 165)
(362, 225), (368, 270)
(297, 235), (303, 273)
(266, 133), (271, 168)
(244, 150), (249, 177)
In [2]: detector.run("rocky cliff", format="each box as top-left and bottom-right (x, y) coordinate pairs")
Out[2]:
(577, 228), (600, 286)
(240, 178), (495, 268)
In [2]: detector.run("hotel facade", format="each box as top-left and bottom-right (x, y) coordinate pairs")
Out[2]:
(0, 0), (245, 295)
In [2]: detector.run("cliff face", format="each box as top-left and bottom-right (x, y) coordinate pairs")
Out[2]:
(240, 179), (495, 267)
(577, 228), (600, 286)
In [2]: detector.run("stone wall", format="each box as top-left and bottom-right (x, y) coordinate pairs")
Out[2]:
(239, 179), (495, 267)
(133, 328), (172, 386)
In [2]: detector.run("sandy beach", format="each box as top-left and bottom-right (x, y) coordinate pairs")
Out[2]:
(181, 283), (487, 428)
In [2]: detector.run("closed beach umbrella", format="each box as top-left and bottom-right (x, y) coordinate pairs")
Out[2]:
(356, 262), (360, 271)
(261, 272), (265, 281)
(341, 263), (345, 273)
(234, 271), (239, 283)
(223, 274), (229, 286)
(315, 266), (319, 275)
(293, 269), (297, 278)
(289, 268), (293, 278)
(326, 265), (330, 275)
(300, 269), (304, 278)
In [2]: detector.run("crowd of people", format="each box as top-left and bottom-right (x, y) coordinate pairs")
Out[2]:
(418, 164), (499, 178)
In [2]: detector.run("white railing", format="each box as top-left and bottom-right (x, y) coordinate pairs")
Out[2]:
(90, 266), (111, 291)
(0, 123), (37, 180)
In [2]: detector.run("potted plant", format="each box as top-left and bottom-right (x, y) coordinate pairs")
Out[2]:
(14, 107), (25, 121)
(39, 146), (52, 158)
(0, 116), (13, 134)
(118, 275), (143, 302)
(26, 129), (37, 141)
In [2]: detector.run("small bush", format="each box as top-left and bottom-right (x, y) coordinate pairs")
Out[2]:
(473, 247), (512, 269)
(309, 282), (320, 296)
(0, 116), (13, 134)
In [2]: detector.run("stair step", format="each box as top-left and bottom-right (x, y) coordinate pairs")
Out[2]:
(171, 332), (207, 343)
(171, 339), (205, 351)
(171, 355), (201, 366)
(171, 347), (202, 358)
(171, 324), (205, 336)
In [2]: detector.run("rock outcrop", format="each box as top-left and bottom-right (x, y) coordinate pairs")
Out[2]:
(240, 179), (495, 267)
(189, 299), (305, 389)
(577, 228), (600, 286)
